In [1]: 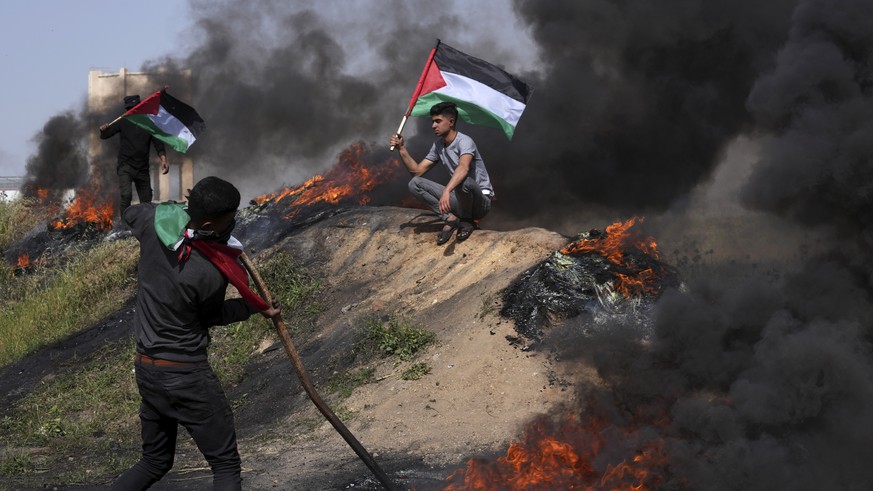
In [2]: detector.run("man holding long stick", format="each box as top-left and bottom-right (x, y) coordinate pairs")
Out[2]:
(112, 176), (280, 491)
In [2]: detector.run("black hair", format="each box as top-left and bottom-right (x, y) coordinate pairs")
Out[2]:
(186, 176), (241, 221)
(123, 95), (141, 109)
(430, 101), (458, 121)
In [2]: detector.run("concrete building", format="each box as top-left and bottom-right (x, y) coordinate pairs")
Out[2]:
(88, 68), (195, 203)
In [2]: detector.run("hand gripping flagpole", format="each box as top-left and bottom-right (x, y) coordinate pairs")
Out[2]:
(390, 39), (441, 151)
(239, 252), (398, 491)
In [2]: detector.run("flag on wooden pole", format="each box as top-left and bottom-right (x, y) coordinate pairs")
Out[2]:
(123, 88), (205, 153)
(406, 40), (533, 140)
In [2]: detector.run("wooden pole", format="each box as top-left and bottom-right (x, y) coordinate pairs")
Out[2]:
(389, 116), (408, 152)
(239, 252), (398, 491)
(104, 113), (126, 128)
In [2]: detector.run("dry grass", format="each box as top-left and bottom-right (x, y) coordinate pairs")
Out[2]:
(0, 239), (139, 366)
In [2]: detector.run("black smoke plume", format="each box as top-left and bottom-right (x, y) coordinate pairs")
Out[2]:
(21, 112), (87, 202)
(520, 1), (873, 489)
(140, 2), (468, 203)
(743, 0), (873, 250)
(475, 0), (797, 221)
(129, 0), (799, 225)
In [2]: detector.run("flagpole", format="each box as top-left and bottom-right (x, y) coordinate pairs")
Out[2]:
(105, 113), (126, 127)
(390, 39), (441, 151)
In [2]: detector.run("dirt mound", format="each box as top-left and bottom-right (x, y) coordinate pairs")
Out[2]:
(227, 206), (591, 489)
(3, 206), (601, 490)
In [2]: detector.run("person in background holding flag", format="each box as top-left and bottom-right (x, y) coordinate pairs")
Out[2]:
(111, 176), (281, 491)
(99, 95), (170, 214)
(390, 101), (495, 244)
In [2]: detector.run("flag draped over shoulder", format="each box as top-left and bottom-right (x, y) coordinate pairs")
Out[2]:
(407, 41), (533, 140)
(124, 88), (205, 153)
(154, 203), (270, 311)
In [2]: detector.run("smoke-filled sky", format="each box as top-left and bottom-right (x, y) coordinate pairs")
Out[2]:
(7, 0), (872, 247)
(0, 1), (535, 178)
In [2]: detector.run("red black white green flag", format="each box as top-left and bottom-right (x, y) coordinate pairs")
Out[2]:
(406, 40), (533, 140)
(124, 88), (205, 153)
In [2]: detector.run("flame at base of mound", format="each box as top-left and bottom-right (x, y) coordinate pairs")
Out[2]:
(442, 399), (680, 491)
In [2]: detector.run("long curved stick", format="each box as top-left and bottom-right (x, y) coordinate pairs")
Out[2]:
(239, 252), (398, 491)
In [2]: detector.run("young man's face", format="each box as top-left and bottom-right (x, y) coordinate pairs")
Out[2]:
(431, 114), (455, 138)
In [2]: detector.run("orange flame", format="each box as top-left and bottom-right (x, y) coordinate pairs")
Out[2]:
(17, 253), (30, 268)
(253, 175), (325, 206)
(253, 142), (402, 218)
(598, 442), (669, 491)
(560, 217), (663, 298)
(443, 414), (670, 491)
(50, 188), (114, 231)
(36, 188), (50, 205)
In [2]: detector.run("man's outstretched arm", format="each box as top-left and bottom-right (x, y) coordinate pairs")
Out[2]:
(389, 134), (435, 177)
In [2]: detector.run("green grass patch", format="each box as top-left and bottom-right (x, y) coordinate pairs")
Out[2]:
(326, 367), (375, 400)
(355, 315), (435, 362)
(0, 339), (140, 482)
(401, 362), (431, 380)
(331, 404), (359, 423)
(0, 239), (139, 366)
(0, 198), (54, 251)
(0, 451), (33, 476)
(209, 251), (322, 386)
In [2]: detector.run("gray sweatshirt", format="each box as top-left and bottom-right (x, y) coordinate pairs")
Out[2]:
(124, 203), (257, 362)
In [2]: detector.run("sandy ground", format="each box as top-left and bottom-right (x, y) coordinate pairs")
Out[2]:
(1, 206), (600, 490)
(232, 207), (589, 490)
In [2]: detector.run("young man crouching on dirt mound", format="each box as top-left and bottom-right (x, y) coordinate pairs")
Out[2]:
(111, 176), (281, 491)
(389, 101), (495, 245)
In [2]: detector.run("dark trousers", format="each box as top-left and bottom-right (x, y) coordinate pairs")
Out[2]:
(408, 175), (491, 223)
(112, 362), (242, 491)
(118, 164), (153, 213)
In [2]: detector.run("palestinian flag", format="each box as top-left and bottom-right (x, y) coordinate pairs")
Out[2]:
(124, 88), (205, 153)
(407, 41), (532, 140)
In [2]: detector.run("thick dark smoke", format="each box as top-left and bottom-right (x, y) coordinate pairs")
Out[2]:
(22, 112), (87, 201)
(24, 0), (807, 222)
(743, 0), (873, 249)
(533, 1), (873, 489)
(547, 255), (873, 489)
(479, 0), (798, 219)
(141, 1), (470, 202)
(133, 0), (799, 223)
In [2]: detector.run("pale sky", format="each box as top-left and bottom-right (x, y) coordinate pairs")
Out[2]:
(0, 1), (191, 176)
